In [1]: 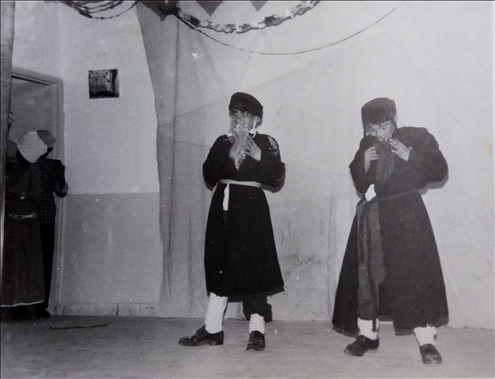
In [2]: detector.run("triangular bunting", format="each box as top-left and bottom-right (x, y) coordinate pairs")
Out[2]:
(250, 1), (267, 11)
(195, 0), (223, 16)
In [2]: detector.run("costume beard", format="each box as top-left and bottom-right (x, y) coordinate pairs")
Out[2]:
(373, 138), (395, 182)
(229, 121), (251, 169)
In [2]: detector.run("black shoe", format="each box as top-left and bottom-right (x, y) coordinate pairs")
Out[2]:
(246, 331), (265, 351)
(419, 343), (442, 364)
(178, 326), (224, 346)
(344, 335), (379, 356)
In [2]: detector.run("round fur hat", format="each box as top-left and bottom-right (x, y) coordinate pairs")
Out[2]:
(229, 92), (263, 120)
(361, 97), (396, 125)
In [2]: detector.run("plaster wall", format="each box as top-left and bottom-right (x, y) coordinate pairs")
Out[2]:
(56, 4), (162, 314)
(11, 1), (162, 314)
(12, 1), (61, 78)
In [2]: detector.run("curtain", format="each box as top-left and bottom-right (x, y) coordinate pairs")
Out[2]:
(135, 1), (493, 328)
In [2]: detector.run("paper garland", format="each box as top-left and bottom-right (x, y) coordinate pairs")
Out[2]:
(177, 1), (320, 34)
(54, 0), (320, 32)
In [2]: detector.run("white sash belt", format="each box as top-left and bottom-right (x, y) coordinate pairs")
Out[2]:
(219, 179), (262, 211)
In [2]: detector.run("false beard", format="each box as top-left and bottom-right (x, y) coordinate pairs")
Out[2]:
(229, 125), (251, 170)
(373, 139), (395, 182)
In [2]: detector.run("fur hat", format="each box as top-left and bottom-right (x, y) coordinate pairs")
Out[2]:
(361, 97), (396, 125)
(229, 92), (263, 120)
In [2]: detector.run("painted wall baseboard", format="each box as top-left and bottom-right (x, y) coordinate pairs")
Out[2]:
(55, 303), (159, 317)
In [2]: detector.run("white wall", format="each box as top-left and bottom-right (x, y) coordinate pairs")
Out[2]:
(12, 1), (61, 78)
(58, 5), (159, 194)
(11, 1), (163, 315)
(56, 4), (162, 315)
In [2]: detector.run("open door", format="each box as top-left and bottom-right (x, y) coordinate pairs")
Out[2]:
(8, 67), (64, 314)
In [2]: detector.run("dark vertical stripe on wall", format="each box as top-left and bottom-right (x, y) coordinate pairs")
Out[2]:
(0, 1), (15, 273)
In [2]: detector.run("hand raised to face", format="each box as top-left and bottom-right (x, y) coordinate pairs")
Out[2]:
(389, 138), (411, 161)
(244, 137), (261, 161)
(364, 146), (378, 172)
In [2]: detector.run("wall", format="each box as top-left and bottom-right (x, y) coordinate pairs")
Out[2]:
(12, 1), (61, 78)
(57, 4), (162, 315)
(12, 1), (163, 315)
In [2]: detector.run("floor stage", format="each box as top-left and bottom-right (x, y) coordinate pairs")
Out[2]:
(1, 316), (494, 378)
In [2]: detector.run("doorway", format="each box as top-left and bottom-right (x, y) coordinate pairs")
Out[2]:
(10, 67), (64, 158)
(8, 67), (64, 314)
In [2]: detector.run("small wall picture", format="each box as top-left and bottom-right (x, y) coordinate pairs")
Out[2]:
(89, 69), (119, 98)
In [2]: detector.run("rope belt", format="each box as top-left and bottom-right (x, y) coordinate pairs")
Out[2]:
(357, 189), (420, 330)
(8, 212), (37, 220)
(219, 179), (262, 211)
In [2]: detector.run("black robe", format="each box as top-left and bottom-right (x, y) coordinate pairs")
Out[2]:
(332, 127), (449, 335)
(203, 133), (285, 298)
(2, 157), (44, 307)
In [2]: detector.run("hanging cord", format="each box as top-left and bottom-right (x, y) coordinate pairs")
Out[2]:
(173, 2), (404, 56)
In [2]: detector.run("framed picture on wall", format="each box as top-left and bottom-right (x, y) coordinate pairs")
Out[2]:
(88, 69), (119, 98)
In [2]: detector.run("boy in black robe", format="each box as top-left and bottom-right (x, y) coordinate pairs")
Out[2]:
(332, 97), (449, 364)
(179, 92), (285, 351)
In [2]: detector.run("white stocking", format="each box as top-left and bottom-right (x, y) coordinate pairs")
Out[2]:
(204, 292), (228, 334)
(414, 325), (436, 346)
(249, 313), (265, 334)
(358, 318), (379, 340)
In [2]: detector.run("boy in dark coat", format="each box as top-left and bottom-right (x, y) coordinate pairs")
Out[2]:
(332, 97), (449, 364)
(179, 92), (285, 351)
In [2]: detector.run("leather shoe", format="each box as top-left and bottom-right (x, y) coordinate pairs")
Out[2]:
(178, 326), (224, 346)
(344, 335), (379, 356)
(246, 331), (265, 351)
(419, 343), (442, 364)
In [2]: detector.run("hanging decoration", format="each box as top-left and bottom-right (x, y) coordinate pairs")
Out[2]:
(51, 0), (320, 34)
(140, 1), (179, 20)
(48, 0), (139, 20)
(177, 1), (320, 34)
(176, 2), (404, 55)
(48, 0), (402, 55)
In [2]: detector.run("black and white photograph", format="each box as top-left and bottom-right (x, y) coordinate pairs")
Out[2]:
(1, 1), (493, 378)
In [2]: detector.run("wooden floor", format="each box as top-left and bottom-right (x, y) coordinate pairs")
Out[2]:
(1, 316), (494, 378)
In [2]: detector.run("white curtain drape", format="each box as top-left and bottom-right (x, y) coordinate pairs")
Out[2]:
(136, 1), (493, 328)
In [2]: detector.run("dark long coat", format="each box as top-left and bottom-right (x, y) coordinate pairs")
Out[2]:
(203, 133), (285, 298)
(332, 127), (449, 335)
(2, 157), (45, 307)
